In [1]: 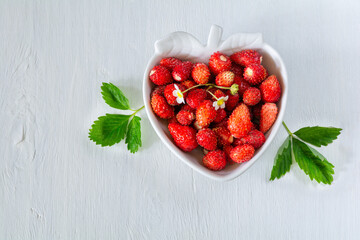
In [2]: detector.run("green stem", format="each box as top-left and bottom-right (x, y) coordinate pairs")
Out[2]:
(131, 105), (145, 116)
(206, 90), (219, 100)
(282, 121), (293, 136)
(181, 83), (231, 94)
(213, 85), (231, 90)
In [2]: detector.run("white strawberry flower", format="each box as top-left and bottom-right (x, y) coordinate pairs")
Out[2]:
(172, 84), (185, 104)
(213, 96), (229, 110)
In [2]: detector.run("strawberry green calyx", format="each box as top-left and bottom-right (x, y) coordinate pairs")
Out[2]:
(230, 84), (239, 95)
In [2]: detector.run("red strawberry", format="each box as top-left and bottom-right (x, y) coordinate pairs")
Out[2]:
(259, 75), (281, 103)
(151, 94), (174, 119)
(176, 109), (195, 126)
(160, 57), (182, 70)
(182, 80), (196, 89)
(172, 61), (193, 82)
(213, 108), (227, 123)
(149, 65), (173, 85)
(186, 89), (207, 109)
(215, 71), (235, 87)
(237, 129), (266, 149)
(168, 123), (198, 152)
(209, 52), (232, 75)
(225, 90), (239, 111)
(196, 128), (217, 151)
(229, 144), (255, 163)
(243, 87), (261, 106)
(230, 64), (243, 76)
(231, 50), (262, 67)
(260, 103), (278, 133)
(233, 75), (251, 95)
(196, 100), (217, 127)
(223, 145), (234, 163)
(203, 150), (226, 171)
(192, 63), (211, 84)
(151, 85), (166, 97)
(164, 83), (186, 106)
(243, 64), (268, 85)
(213, 127), (233, 146)
(228, 103), (252, 138)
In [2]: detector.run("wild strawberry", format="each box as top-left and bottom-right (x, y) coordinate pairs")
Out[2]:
(182, 80), (196, 89)
(243, 87), (261, 106)
(196, 100), (217, 127)
(149, 65), (173, 85)
(192, 63), (211, 84)
(259, 75), (281, 103)
(228, 103), (252, 138)
(164, 83), (186, 106)
(237, 129), (266, 149)
(230, 144), (255, 163)
(151, 85), (166, 97)
(168, 123), (198, 152)
(196, 128), (217, 151)
(243, 64), (268, 85)
(213, 108), (227, 123)
(260, 103), (278, 133)
(230, 64), (243, 76)
(186, 89), (207, 109)
(172, 61), (193, 82)
(223, 145), (234, 163)
(151, 94), (174, 119)
(213, 127), (233, 146)
(231, 50), (262, 67)
(215, 71), (235, 87)
(203, 150), (226, 171)
(160, 57), (182, 70)
(176, 109), (195, 125)
(209, 52), (232, 75)
(233, 75), (251, 95)
(224, 90), (239, 111)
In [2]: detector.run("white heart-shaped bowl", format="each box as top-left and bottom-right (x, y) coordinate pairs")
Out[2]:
(143, 25), (288, 181)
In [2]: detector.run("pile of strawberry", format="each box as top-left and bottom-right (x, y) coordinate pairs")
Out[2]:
(149, 50), (281, 171)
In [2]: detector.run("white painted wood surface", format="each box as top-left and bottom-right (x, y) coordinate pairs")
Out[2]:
(1, 0), (359, 239)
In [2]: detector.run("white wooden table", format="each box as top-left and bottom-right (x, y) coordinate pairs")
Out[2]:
(1, 0), (359, 239)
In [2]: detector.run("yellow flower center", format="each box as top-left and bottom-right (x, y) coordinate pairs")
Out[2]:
(177, 91), (183, 98)
(217, 99), (224, 106)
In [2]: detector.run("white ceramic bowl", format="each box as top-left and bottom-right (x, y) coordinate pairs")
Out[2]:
(143, 25), (288, 181)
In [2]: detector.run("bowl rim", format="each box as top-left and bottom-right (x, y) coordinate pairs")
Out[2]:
(142, 31), (288, 182)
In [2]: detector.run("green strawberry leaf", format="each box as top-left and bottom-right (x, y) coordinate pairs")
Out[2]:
(101, 82), (130, 110)
(125, 116), (142, 153)
(89, 114), (131, 147)
(294, 126), (342, 147)
(270, 136), (292, 181)
(292, 138), (334, 184)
